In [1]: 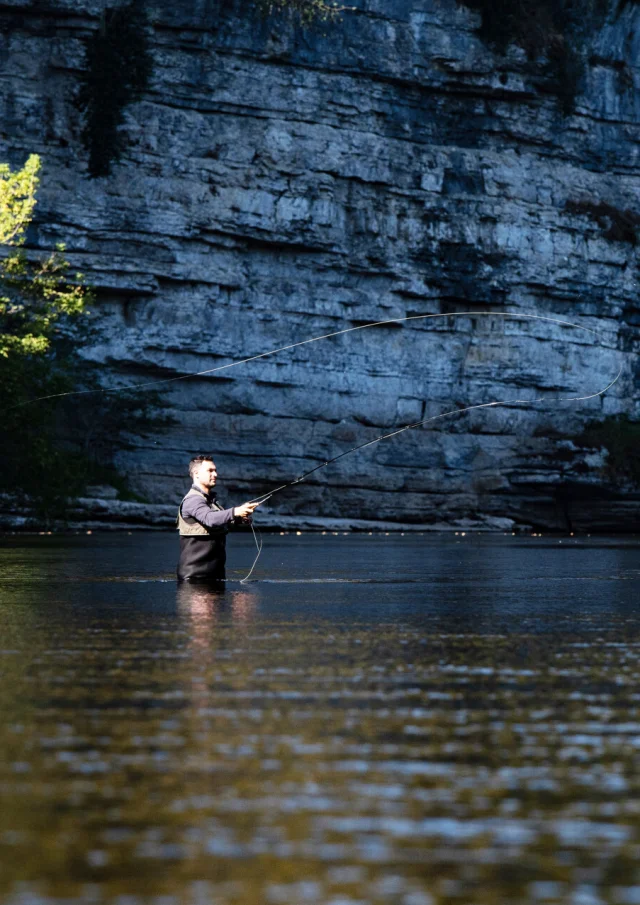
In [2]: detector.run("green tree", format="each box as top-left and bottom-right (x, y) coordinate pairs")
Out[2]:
(0, 155), (89, 357)
(0, 155), (166, 522)
(0, 155), (93, 517)
(0, 153), (40, 246)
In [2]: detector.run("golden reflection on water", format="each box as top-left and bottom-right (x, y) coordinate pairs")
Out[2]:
(177, 582), (258, 631)
(1, 571), (640, 903)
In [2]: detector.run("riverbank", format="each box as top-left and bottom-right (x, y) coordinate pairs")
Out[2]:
(4, 486), (640, 534)
(0, 492), (518, 534)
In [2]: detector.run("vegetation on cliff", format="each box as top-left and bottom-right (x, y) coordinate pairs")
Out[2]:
(458, 0), (633, 111)
(0, 156), (87, 358)
(565, 199), (640, 245)
(0, 155), (164, 520)
(577, 415), (640, 486)
(77, 0), (345, 177)
(78, 0), (153, 178)
(255, 0), (349, 22)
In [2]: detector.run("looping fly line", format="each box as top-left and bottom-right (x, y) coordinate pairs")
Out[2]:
(7, 311), (618, 411)
(4, 310), (622, 582)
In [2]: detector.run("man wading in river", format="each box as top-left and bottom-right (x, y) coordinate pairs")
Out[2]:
(177, 455), (261, 582)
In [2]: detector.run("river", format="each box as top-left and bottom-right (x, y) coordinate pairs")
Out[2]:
(0, 532), (639, 904)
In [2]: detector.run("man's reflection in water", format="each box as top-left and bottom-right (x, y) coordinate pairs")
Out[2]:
(177, 582), (259, 708)
(177, 581), (258, 648)
(176, 583), (259, 752)
(230, 588), (258, 624)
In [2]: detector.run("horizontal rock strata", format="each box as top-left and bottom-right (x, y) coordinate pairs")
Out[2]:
(1, 0), (639, 530)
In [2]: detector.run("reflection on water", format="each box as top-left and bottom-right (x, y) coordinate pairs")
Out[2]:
(0, 533), (639, 904)
(177, 581), (258, 627)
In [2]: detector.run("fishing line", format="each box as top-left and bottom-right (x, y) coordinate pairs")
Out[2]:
(233, 311), (619, 581)
(242, 517), (263, 583)
(239, 359), (621, 581)
(2, 308), (621, 581)
(0, 311), (613, 411)
(245, 366), (622, 506)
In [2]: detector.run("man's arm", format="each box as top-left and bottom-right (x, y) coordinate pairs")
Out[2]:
(181, 495), (235, 529)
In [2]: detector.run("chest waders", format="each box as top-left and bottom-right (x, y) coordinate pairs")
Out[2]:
(176, 488), (229, 582)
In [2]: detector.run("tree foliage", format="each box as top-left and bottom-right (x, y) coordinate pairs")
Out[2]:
(255, 0), (349, 24)
(0, 155), (166, 521)
(1, 246), (87, 359)
(0, 155), (90, 361)
(0, 155), (92, 515)
(0, 153), (40, 246)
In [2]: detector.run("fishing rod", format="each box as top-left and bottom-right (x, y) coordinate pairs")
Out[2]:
(238, 365), (622, 580)
(3, 309), (622, 581)
(231, 312), (621, 580)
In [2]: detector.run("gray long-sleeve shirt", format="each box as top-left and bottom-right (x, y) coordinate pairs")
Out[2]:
(180, 486), (235, 530)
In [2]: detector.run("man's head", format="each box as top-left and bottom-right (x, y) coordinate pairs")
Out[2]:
(189, 455), (217, 492)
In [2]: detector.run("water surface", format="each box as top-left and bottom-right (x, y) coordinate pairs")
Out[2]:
(0, 533), (639, 905)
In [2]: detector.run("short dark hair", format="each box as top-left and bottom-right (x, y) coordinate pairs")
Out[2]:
(188, 454), (215, 479)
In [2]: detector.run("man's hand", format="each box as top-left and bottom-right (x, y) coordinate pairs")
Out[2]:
(233, 500), (262, 520)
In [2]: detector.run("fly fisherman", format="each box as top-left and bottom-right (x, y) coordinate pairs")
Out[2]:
(176, 454), (261, 582)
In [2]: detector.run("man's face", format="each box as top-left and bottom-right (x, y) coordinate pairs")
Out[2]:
(195, 460), (217, 490)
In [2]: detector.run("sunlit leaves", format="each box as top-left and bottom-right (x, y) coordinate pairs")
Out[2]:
(0, 157), (92, 361)
(0, 153), (40, 246)
(256, 0), (350, 23)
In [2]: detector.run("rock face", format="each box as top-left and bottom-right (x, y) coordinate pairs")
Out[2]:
(1, 0), (639, 530)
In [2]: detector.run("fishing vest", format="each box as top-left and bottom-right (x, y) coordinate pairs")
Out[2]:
(176, 488), (228, 537)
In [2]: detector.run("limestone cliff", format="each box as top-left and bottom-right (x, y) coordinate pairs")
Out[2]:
(1, 0), (639, 531)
